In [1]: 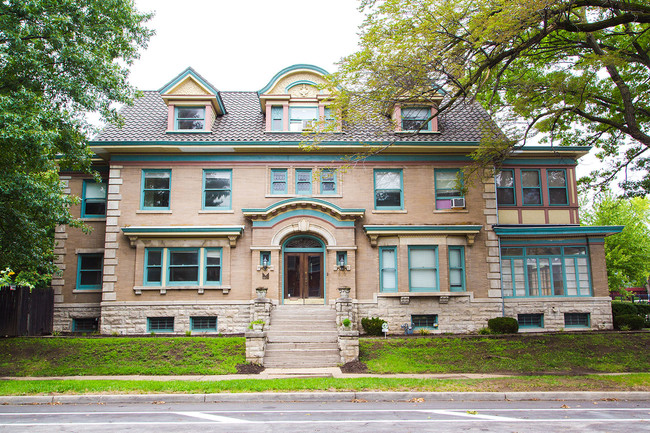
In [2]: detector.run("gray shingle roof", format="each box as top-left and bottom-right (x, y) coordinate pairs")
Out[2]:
(92, 91), (495, 143)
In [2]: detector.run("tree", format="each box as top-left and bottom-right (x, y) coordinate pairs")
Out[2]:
(0, 0), (152, 285)
(326, 0), (650, 193)
(581, 194), (650, 291)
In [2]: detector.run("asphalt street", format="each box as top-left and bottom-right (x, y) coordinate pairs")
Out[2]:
(1, 399), (649, 432)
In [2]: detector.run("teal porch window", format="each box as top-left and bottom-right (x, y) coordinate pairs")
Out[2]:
(518, 313), (543, 328)
(141, 170), (171, 210)
(435, 169), (463, 209)
(76, 253), (103, 290)
(408, 246), (438, 292)
(271, 106), (283, 131)
(448, 246), (465, 292)
(411, 314), (438, 330)
(148, 317), (174, 333)
(295, 169), (312, 195)
(401, 107), (431, 131)
(175, 107), (205, 130)
(547, 169), (568, 205)
(374, 169), (403, 209)
(203, 169), (232, 209)
(521, 169), (542, 205)
(191, 316), (217, 332)
(496, 169), (516, 205)
(270, 169), (288, 194)
(501, 246), (591, 297)
(379, 246), (397, 292)
(564, 312), (590, 327)
(320, 170), (337, 194)
(81, 180), (107, 218)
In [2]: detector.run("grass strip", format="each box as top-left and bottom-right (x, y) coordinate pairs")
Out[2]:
(1, 374), (649, 395)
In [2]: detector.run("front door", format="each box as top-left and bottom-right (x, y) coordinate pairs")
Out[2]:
(284, 252), (323, 302)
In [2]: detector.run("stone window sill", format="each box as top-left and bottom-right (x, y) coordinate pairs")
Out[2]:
(134, 285), (231, 295)
(433, 209), (469, 214)
(136, 210), (172, 214)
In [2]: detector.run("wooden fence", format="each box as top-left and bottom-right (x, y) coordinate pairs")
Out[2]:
(0, 286), (53, 336)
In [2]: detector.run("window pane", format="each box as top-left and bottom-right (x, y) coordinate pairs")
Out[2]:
(84, 201), (106, 216)
(291, 107), (318, 120)
(449, 249), (461, 267)
(147, 250), (161, 266)
(411, 249), (435, 268)
(411, 269), (436, 288)
(528, 247), (562, 256)
(296, 171), (311, 182)
(85, 183), (106, 199)
(514, 259), (525, 296)
(205, 172), (230, 189)
(450, 269), (462, 286)
(144, 190), (169, 208)
(147, 267), (161, 282)
(375, 191), (401, 207)
(527, 258), (539, 296)
(552, 257), (564, 295)
(80, 270), (101, 286)
(521, 171), (540, 187)
(565, 258), (577, 295)
(170, 251), (198, 266)
(177, 108), (204, 119)
(381, 249), (395, 266)
(382, 269), (396, 289)
(564, 247), (586, 255)
(177, 119), (204, 130)
(205, 190), (231, 208)
(549, 188), (568, 204)
(402, 107), (429, 119)
(169, 266), (198, 282)
(375, 171), (401, 189)
(80, 255), (102, 269)
(272, 171), (286, 181)
(523, 188), (541, 205)
(547, 170), (566, 187)
(539, 258), (551, 295)
(501, 247), (523, 256)
(496, 171), (514, 187)
(577, 258), (590, 294)
(206, 250), (221, 266)
(206, 267), (221, 282)
(144, 173), (170, 189)
(272, 182), (286, 193)
(502, 260), (513, 296)
(497, 188), (515, 205)
(321, 182), (335, 192)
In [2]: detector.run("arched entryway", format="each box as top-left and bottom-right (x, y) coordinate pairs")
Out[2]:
(282, 235), (325, 304)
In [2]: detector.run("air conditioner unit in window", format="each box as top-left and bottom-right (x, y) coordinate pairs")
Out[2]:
(451, 198), (466, 208)
(302, 120), (315, 130)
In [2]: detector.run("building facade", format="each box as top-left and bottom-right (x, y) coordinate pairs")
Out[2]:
(53, 64), (622, 335)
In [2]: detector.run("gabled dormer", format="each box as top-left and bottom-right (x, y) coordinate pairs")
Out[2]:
(159, 67), (226, 133)
(258, 64), (339, 132)
(391, 91), (444, 133)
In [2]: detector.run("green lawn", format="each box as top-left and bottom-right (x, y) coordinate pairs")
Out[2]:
(360, 333), (650, 374)
(0, 337), (245, 376)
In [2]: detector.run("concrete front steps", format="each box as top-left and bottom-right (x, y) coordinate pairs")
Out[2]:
(263, 305), (340, 368)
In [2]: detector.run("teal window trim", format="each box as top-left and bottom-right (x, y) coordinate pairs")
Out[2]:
(448, 246), (465, 292)
(190, 316), (217, 332)
(496, 169), (516, 206)
(319, 169), (337, 194)
(141, 169), (171, 210)
(518, 313), (544, 328)
(434, 169), (464, 209)
(81, 180), (107, 218)
(411, 314), (438, 330)
(401, 106), (431, 131)
(203, 248), (222, 286)
(289, 106), (318, 132)
(202, 169), (232, 210)
(147, 317), (174, 333)
(174, 106), (205, 130)
(501, 246), (592, 298)
(295, 169), (312, 195)
(72, 317), (99, 332)
(76, 253), (103, 290)
(260, 251), (271, 267)
(408, 246), (439, 292)
(374, 169), (404, 210)
(379, 246), (397, 293)
(521, 169), (543, 206)
(270, 106), (283, 131)
(336, 251), (347, 267)
(270, 169), (288, 195)
(144, 248), (163, 286)
(564, 312), (590, 328)
(166, 248), (200, 286)
(547, 168), (569, 205)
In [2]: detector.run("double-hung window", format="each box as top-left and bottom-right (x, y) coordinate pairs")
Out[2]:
(374, 169), (403, 209)
(142, 170), (171, 210)
(320, 170), (336, 194)
(289, 107), (318, 132)
(168, 249), (200, 285)
(270, 169), (288, 195)
(76, 253), (103, 290)
(435, 169), (463, 209)
(270, 106), (284, 131)
(379, 246), (397, 292)
(175, 107), (205, 130)
(448, 246), (465, 291)
(144, 249), (162, 286)
(204, 249), (222, 285)
(521, 169), (542, 205)
(81, 180), (107, 218)
(144, 247), (222, 287)
(547, 169), (568, 205)
(295, 169), (312, 195)
(203, 170), (231, 209)
(496, 170), (516, 205)
(409, 246), (438, 292)
(401, 107), (431, 131)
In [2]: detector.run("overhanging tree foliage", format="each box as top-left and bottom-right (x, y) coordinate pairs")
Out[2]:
(326, 0), (650, 192)
(0, 0), (152, 285)
(581, 195), (650, 290)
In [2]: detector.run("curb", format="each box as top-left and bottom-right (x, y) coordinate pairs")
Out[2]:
(1, 391), (649, 405)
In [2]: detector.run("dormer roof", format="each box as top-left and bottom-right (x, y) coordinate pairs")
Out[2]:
(159, 67), (227, 115)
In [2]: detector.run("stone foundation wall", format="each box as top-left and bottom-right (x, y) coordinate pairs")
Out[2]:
(53, 303), (102, 332)
(100, 302), (253, 335)
(354, 295), (613, 334)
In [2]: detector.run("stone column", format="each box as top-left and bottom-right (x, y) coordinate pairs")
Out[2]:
(245, 330), (267, 364)
(335, 287), (355, 328)
(338, 330), (359, 363)
(483, 169), (502, 298)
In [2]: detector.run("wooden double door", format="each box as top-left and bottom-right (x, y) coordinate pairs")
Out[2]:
(284, 252), (323, 301)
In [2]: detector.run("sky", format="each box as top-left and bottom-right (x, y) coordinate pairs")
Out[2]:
(129, 0), (365, 92)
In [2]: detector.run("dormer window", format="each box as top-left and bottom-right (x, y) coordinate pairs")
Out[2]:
(290, 106), (318, 132)
(175, 107), (205, 130)
(401, 106), (431, 131)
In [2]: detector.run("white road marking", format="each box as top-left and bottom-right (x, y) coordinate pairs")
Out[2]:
(428, 409), (518, 421)
(175, 411), (250, 423)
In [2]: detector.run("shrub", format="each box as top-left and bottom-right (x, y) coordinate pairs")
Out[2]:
(614, 314), (645, 331)
(361, 317), (386, 336)
(477, 327), (492, 335)
(342, 318), (351, 328)
(611, 301), (639, 317)
(417, 328), (430, 335)
(487, 317), (519, 334)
